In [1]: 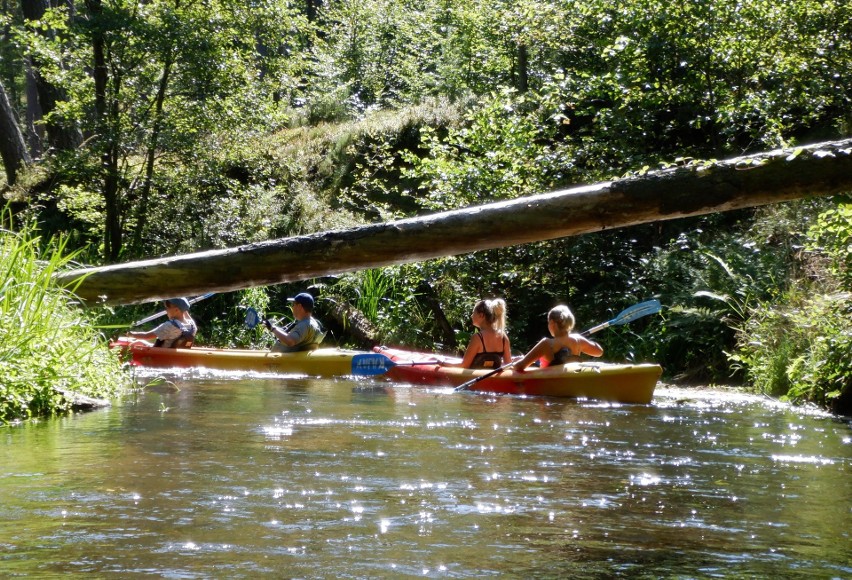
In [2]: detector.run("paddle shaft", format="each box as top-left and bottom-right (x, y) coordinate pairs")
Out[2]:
(244, 307), (296, 331)
(132, 293), (214, 327)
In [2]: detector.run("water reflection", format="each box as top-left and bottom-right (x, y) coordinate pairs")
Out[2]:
(1, 378), (849, 578)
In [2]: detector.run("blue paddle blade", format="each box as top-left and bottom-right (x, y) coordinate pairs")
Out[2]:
(244, 307), (262, 330)
(582, 299), (662, 336)
(611, 299), (662, 325)
(351, 353), (396, 375)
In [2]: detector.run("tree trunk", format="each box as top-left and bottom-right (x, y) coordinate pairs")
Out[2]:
(134, 52), (173, 249)
(416, 280), (457, 349)
(516, 44), (528, 93)
(25, 60), (44, 158)
(0, 79), (31, 185)
(324, 299), (380, 349)
(84, 0), (123, 262)
(21, 0), (83, 151)
(55, 138), (852, 306)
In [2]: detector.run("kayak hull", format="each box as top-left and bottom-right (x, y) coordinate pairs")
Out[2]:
(112, 338), (366, 376)
(374, 347), (661, 404)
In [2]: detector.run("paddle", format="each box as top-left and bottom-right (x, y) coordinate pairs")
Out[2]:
(244, 306), (264, 330)
(247, 312), (432, 375)
(131, 293), (215, 327)
(453, 299), (662, 392)
(244, 307), (296, 332)
(350, 353), (443, 376)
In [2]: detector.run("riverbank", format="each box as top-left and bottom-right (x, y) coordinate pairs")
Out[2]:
(0, 215), (128, 425)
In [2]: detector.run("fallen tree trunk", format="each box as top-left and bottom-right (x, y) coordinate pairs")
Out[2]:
(56, 138), (852, 306)
(324, 299), (381, 349)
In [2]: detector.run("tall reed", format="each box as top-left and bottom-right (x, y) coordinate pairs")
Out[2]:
(0, 209), (127, 424)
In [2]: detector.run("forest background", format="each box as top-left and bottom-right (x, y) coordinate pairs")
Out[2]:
(1, 0), (850, 420)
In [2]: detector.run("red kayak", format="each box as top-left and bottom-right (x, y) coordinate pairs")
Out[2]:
(372, 346), (661, 404)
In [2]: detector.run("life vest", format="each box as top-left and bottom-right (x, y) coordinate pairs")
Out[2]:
(153, 319), (197, 348)
(271, 318), (325, 353)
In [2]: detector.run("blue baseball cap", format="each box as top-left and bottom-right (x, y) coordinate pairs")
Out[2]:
(166, 297), (191, 311)
(287, 292), (314, 311)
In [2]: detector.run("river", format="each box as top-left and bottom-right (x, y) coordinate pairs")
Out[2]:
(1, 372), (850, 578)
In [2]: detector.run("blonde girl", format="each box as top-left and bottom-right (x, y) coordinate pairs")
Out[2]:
(447, 298), (513, 369)
(514, 305), (603, 370)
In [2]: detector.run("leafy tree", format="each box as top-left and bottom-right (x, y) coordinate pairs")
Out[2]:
(10, 0), (310, 260)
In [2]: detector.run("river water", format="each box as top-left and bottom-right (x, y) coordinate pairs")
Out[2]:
(1, 372), (850, 578)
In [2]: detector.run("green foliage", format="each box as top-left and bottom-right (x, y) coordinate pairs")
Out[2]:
(0, 209), (127, 424)
(805, 201), (852, 290)
(727, 200), (852, 411)
(204, 287), (275, 349)
(351, 269), (396, 323)
(731, 291), (852, 410)
(3, 0), (851, 413)
(403, 87), (573, 208)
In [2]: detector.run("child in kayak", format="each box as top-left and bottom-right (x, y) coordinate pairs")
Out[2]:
(266, 292), (325, 352)
(514, 305), (602, 370)
(444, 298), (513, 369)
(126, 297), (198, 348)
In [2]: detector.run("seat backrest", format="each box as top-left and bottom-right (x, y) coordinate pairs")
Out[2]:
(173, 336), (194, 349)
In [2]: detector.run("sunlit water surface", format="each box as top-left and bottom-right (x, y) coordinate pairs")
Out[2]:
(1, 373), (850, 578)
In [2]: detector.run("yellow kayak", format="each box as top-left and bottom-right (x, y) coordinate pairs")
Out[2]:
(112, 338), (368, 376)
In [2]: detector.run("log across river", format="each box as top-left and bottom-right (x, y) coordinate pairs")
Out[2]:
(55, 139), (852, 306)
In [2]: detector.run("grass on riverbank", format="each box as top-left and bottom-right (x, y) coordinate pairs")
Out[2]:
(0, 211), (128, 425)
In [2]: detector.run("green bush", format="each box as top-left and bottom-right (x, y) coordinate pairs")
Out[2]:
(731, 291), (852, 412)
(729, 200), (852, 413)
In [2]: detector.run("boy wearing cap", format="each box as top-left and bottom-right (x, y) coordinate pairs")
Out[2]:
(127, 298), (198, 348)
(266, 292), (325, 352)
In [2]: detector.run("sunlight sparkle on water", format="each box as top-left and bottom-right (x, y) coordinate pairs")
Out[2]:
(631, 473), (662, 486)
(771, 454), (835, 465)
(263, 425), (293, 438)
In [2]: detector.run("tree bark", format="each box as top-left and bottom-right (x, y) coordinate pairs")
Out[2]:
(0, 79), (31, 185)
(416, 280), (457, 349)
(324, 299), (380, 349)
(25, 60), (44, 158)
(55, 138), (852, 306)
(84, 0), (123, 262)
(516, 44), (528, 93)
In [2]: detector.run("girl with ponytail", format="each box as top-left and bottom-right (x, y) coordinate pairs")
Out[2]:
(445, 298), (513, 369)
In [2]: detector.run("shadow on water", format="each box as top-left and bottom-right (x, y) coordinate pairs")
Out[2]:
(1, 376), (850, 578)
